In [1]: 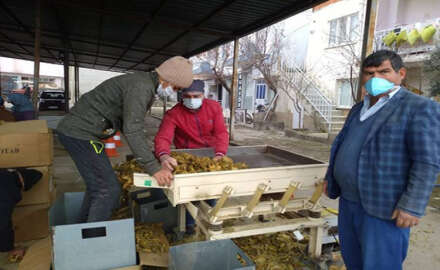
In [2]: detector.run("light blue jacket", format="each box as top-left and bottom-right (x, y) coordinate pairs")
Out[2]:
(7, 93), (34, 112)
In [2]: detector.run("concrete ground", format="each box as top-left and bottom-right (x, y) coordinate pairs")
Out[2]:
(1, 115), (439, 269)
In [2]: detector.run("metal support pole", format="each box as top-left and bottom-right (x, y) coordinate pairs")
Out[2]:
(356, 0), (377, 102)
(229, 38), (239, 141)
(64, 48), (70, 112)
(74, 65), (79, 103)
(32, 0), (41, 114)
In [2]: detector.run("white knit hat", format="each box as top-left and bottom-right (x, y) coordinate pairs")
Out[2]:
(155, 56), (193, 88)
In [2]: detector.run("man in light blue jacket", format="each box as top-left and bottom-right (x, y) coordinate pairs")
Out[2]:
(324, 50), (440, 270)
(6, 93), (35, 121)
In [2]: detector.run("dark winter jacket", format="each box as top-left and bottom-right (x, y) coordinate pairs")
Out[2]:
(57, 72), (161, 174)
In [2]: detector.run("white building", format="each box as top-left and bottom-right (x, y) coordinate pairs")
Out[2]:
(275, 0), (366, 131)
(0, 57), (123, 108)
(303, 0), (364, 108)
(241, 0), (366, 131)
(373, 0), (440, 95)
(193, 0), (368, 132)
(0, 57), (64, 93)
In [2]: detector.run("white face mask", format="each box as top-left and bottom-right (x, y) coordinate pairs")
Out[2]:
(183, 98), (203, 110)
(157, 84), (174, 97)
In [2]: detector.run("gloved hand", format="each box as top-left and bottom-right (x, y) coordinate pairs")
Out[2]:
(160, 154), (178, 171)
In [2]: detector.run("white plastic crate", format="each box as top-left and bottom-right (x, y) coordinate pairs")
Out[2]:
(169, 239), (255, 270)
(49, 192), (136, 270)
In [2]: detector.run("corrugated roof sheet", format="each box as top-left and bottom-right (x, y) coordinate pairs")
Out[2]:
(0, 0), (326, 72)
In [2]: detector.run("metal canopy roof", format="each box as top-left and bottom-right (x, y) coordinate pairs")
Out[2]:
(0, 0), (325, 72)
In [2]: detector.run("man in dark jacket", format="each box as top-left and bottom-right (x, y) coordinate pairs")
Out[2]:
(324, 50), (440, 269)
(0, 169), (42, 259)
(154, 80), (229, 170)
(56, 56), (193, 223)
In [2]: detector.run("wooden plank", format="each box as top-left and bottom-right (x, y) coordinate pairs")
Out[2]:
(207, 217), (324, 241)
(199, 199), (308, 221)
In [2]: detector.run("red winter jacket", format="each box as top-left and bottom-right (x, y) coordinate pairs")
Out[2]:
(154, 99), (229, 158)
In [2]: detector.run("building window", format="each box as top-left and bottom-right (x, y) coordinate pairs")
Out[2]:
(337, 79), (357, 108)
(329, 13), (360, 46)
(255, 79), (267, 100)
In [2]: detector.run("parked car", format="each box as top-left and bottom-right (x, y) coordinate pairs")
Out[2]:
(39, 90), (65, 110)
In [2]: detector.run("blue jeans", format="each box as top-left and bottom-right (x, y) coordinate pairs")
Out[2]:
(338, 197), (410, 270)
(57, 132), (121, 223)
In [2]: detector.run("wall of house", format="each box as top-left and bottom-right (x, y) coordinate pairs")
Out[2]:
(66, 67), (123, 108)
(77, 68), (123, 95)
(304, 0), (365, 106)
(283, 10), (313, 69)
(376, 0), (440, 31)
(0, 56), (64, 77)
(273, 90), (293, 129)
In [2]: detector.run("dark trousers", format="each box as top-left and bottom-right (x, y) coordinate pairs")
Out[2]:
(338, 197), (410, 270)
(0, 204), (14, 252)
(57, 132), (121, 223)
(0, 171), (22, 252)
(13, 111), (35, 121)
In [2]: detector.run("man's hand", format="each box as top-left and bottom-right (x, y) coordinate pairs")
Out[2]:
(160, 155), (178, 171)
(153, 168), (174, 187)
(392, 209), (419, 228)
(213, 155), (223, 162)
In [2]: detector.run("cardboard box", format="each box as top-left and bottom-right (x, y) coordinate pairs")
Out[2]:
(13, 203), (50, 242)
(18, 237), (52, 270)
(0, 120), (53, 168)
(17, 166), (54, 206)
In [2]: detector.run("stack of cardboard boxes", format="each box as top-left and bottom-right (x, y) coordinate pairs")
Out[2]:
(0, 120), (55, 242)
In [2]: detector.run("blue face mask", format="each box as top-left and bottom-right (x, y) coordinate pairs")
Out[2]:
(365, 77), (395, 96)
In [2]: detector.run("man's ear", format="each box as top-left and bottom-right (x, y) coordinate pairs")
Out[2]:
(399, 67), (407, 80)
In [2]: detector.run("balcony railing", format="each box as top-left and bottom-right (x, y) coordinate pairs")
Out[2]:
(374, 18), (440, 56)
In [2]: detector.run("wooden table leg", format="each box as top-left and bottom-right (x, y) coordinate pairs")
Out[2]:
(178, 204), (186, 233)
(308, 226), (323, 258)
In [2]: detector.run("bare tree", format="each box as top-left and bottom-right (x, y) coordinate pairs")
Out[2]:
(195, 42), (234, 93)
(240, 25), (285, 113)
(424, 46), (440, 97)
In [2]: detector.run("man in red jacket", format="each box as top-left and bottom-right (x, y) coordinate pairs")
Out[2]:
(154, 80), (229, 171)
